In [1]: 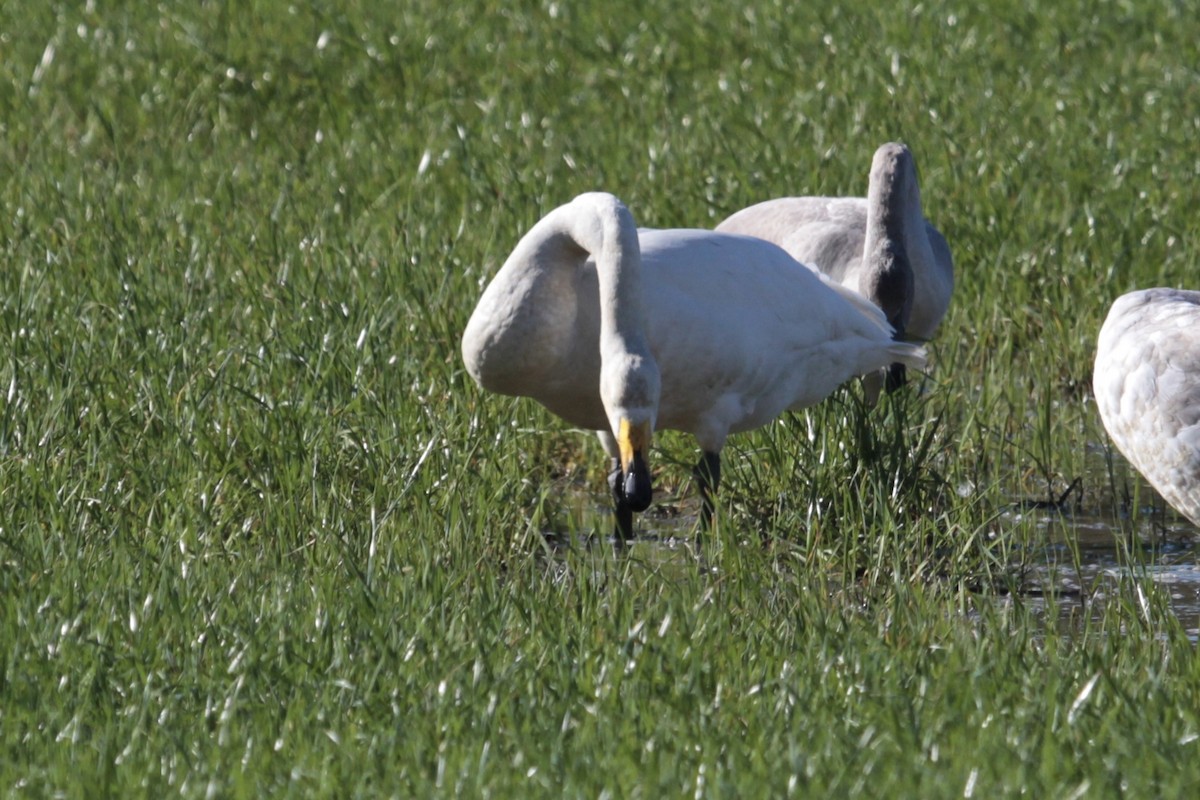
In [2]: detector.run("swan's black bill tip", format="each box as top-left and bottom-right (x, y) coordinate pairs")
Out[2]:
(623, 458), (653, 512)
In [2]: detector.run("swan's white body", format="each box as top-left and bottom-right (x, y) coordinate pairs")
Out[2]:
(716, 143), (954, 346)
(462, 192), (925, 534)
(1094, 288), (1200, 528)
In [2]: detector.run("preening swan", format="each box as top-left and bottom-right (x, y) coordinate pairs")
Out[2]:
(1094, 288), (1200, 528)
(462, 192), (925, 539)
(716, 142), (953, 395)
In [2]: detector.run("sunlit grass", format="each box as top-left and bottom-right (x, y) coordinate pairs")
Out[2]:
(3, 0), (1200, 796)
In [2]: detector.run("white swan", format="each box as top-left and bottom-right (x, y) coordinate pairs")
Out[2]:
(716, 142), (953, 395)
(461, 191), (926, 538)
(1094, 288), (1200, 528)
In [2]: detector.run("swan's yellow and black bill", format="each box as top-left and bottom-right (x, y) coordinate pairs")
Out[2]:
(618, 418), (653, 512)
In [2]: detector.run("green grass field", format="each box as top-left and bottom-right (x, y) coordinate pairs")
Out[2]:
(4, 0), (1200, 796)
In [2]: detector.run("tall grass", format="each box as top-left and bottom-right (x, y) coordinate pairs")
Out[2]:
(3, 0), (1200, 796)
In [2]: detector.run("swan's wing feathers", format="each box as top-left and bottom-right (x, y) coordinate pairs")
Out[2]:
(717, 198), (867, 278)
(718, 197), (864, 231)
(639, 228), (914, 439)
(1095, 288), (1200, 526)
(717, 197), (836, 234)
(812, 271), (891, 332)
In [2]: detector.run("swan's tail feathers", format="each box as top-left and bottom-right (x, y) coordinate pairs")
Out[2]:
(885, 342), (927, 373)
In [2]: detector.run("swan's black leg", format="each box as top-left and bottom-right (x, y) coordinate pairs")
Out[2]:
(885, 362), (907, 393)
(608, 457), (634, 541)
(885, 323), (909, 393)
(694, 451), (722, 530)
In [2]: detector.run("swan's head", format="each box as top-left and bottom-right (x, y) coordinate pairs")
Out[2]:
(601, 352), (660, 513)
(616, 417), (653, 512)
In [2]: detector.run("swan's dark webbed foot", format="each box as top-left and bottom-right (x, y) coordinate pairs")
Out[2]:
(694, 451), (722, 531)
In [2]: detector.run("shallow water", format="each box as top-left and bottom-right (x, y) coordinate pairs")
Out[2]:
(548, 456), (1200, 641)
(1002, 499), (1200, 641)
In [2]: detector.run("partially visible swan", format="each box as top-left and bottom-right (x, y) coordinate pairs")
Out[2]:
(462, 191), (926, 539)
(1094, 288), (1200, 528)
(716, 142), (953, 395)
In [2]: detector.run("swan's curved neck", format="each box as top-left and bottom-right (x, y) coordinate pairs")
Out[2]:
(485, 193), (658, 420)
(861, 156), (920, 329)
(462, 192), (661, 449)
(549, 194), (660, 436)
(864, 158), (922, 251)
(510, 194), (648, 352)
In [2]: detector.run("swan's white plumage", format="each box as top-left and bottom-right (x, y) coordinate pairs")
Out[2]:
(1094, 288), (1200, 528)
(715, 142), (954, 345)
(462, 192), (925, 532)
